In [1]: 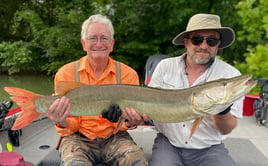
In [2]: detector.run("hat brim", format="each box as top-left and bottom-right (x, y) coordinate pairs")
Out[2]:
(172, 27), (235, 49)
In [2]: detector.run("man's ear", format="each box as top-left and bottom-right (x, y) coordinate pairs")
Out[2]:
(80, 39), (86, 52)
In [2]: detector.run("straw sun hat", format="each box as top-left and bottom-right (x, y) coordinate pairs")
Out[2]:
(172, 13), (235, 49)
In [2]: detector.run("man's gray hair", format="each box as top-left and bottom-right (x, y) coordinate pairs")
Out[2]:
(81, 14), (114, 40)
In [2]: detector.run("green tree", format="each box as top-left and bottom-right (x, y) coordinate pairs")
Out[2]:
(236, 0), (267, 46)
(231, 0), (268, 94)
(0, 0), (30, 42)
(0, 0), (98, 74)
(235, 0), (268, 79)
(108, 0), (241, 75)
(0, 0), (248, 77)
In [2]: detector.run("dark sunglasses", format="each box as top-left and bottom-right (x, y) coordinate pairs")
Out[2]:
(188, 35), (220, 47)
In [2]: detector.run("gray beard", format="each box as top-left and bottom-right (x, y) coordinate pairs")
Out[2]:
(187, 53), (215, 72)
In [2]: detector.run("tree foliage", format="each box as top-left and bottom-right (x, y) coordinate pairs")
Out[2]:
(1, 0), (263, 79)
(0, 0), (97, 74)
(108, 0), (241, 74)
(0, 41), (32, 74)
(235, 0), (268, 79)
(0, 0), (29, 42)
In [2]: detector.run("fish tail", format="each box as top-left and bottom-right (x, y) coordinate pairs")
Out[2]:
(3, 87), (43, 130)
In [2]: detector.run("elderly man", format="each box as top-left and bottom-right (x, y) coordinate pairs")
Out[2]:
(46, 14), (148, 166)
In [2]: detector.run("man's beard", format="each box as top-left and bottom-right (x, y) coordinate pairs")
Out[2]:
(188, 49), (216, 65)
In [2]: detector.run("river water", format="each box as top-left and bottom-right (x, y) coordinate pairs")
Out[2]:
(0, 74), (54, 109)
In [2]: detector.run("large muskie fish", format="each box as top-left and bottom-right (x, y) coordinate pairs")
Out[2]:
(4, 74), (256, 136)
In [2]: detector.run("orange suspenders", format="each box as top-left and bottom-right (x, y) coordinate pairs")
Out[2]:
(56, 60), (121, 150)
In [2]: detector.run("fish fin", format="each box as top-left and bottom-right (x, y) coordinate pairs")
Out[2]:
(55, 81), (85, 95)
(189, 117), (203, 138)
(3, 87), (43, 130)
(113, 117), (125, 134)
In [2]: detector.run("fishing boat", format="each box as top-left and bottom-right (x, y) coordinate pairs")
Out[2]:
(0, 55), (268, 166)
(1, 104), (268, 166)
(0, 103), (155, 166)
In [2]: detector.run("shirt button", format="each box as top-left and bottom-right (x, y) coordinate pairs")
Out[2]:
(182, 124), (185, 127)
(185, 141), (188, 144)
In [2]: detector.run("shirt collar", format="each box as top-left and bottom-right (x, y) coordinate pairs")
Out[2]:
(79, 56), (116, 75)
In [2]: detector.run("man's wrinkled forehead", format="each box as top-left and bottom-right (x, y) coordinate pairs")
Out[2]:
(87, 22), (112, 37)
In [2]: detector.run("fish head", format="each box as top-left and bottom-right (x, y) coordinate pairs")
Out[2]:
(191, 74), (257, 115)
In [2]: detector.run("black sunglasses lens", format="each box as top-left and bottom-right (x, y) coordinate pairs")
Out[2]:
(190, 36), (219, 47)
(191, 36), (204, 45)
(206, 37), (219, 47)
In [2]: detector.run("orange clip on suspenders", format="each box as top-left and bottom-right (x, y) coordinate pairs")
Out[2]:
(56, 60), (121, 150)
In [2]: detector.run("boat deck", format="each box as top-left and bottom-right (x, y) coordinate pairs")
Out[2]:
(0, 115), (268, 166)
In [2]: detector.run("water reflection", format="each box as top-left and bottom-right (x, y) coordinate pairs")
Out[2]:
(0, 74), (54, 108)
